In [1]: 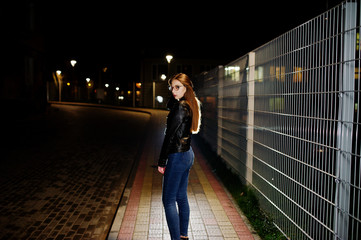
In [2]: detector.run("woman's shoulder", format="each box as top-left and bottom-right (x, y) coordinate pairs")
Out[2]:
(168, 97), (190, 115)
(179, 99), (190, 110)
(178, 100), (191, 117)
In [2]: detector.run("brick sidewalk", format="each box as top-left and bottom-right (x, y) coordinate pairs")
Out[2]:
(108, 112), (258, 240)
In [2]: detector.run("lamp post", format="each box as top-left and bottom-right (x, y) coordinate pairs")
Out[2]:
(86, 78), (91, 101)
(56, 70), (62, 102)
(166, 54), (173, 77)
(70, 60), (77, 100)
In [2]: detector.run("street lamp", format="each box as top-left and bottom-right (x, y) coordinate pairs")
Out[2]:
(156, 96), (163, 103)
(56, 70), (62, 102)
(166, 55), (173, 63)
(70, 60), (77, 67)
(85, 78), (92, 101)
(166, 54), (173, 79)
(69, 60), (78, 100)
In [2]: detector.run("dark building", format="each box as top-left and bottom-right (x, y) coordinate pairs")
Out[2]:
(140, 56), (221, 108)
(1, 1), (47, 117)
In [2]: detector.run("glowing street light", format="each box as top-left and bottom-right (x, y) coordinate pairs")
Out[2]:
(166, 55), (173, 63)
(56, 70), (62, 102)
(166, 54), (173, 79)
(70, 60), (77, 67)
(161, 74), (167, 81)
(86, 78), (90, 82)
(156, 96), (164, 103)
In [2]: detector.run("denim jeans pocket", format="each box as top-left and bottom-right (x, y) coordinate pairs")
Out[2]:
(167, 150), (193, 172)
(182, 148), (194, 169)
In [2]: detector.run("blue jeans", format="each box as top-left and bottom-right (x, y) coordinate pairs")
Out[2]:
(162, 147), (194, 240)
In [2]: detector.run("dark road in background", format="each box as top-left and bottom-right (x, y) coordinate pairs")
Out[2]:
(0, 104), (151, 239)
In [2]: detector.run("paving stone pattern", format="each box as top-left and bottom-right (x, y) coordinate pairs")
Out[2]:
(0, 104), (150, 240)
(1, 104), (258, 240)
(112, 112), (258, 240)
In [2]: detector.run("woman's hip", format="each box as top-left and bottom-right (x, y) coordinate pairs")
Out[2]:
(167, 147), (194, 170)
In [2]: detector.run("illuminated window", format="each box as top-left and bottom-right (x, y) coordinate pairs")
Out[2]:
(355, 67), (359, 80)
(255, 66), (264, 82)
(270, 66), (285, 82)
(293, 67), (303, 83)
(225, 66), (240, 81)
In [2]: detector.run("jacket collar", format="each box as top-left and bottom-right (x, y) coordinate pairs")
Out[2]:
(167, 96), (186, 109)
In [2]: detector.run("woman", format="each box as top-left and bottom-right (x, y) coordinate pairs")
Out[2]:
(158, 73), (201, 240)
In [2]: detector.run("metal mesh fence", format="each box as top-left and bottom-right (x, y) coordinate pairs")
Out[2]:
(195, 67), (220, 153)
(195, 1), (361, 239)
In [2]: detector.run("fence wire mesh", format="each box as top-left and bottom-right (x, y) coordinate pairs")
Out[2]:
(196, 1), (361, 239)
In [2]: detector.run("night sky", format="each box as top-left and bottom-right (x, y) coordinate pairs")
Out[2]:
(5, 0), (344, 82)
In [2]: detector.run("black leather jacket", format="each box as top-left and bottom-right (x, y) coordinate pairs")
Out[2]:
(158, 96), (192, 167)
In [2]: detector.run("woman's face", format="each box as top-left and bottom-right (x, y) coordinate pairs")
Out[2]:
(170, 79), (186, 100)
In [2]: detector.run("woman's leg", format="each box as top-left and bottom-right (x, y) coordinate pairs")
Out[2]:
(177, 148), (194, 238)
(177, 169), (190, 237)
(162, 149), (194, 240)
(162, 153), (183, 240)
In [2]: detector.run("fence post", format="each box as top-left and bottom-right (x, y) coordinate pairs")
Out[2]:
(246, 52), (255, 184)
(334, 2), (357, 239)
(217, 65), (224, 157)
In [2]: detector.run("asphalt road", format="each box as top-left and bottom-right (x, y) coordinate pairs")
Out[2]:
(0, 104), (151, 239)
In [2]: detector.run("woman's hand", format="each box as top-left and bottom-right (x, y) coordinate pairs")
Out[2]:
(158, 166), (166, 174)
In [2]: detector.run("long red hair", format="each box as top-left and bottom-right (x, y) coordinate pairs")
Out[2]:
(169, 73), (201, 134)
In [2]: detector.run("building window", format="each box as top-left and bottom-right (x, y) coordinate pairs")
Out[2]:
(177, 65), (193, 77)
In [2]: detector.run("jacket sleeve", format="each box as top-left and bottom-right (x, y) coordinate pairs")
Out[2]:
(158, 103), (189, 167)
